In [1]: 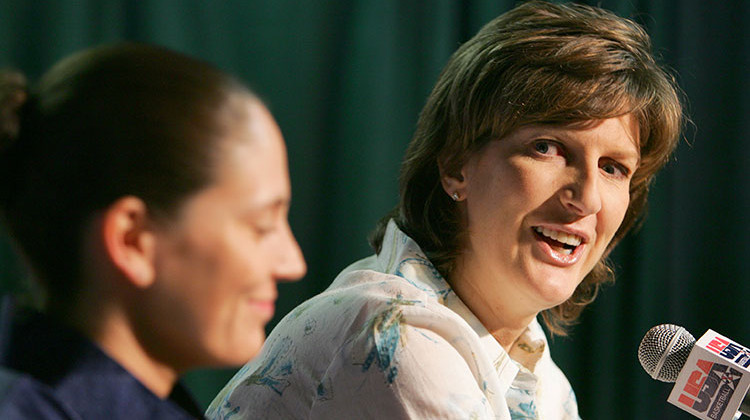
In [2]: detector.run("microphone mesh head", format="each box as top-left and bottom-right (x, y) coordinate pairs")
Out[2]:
(638, 324), (695, 382)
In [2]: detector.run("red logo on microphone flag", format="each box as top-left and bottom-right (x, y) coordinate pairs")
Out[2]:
(677, 359), (742, 419)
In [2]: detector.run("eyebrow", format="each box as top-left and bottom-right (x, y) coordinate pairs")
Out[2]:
(609, 149), (640, 162)
(249, 197), (290, 213)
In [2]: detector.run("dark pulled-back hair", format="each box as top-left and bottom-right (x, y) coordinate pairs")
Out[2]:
(0, 43), (253, 304)
(371, 1), (683, 335)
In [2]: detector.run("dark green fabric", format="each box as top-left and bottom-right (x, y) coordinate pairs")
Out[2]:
(1, 1), (747, 418)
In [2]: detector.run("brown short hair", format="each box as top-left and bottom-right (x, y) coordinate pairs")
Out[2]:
(372, 1), (683, 335)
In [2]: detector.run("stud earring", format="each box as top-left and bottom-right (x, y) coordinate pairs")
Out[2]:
(451, 192), (460, 201)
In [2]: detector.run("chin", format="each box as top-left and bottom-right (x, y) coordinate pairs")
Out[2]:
(532, 279), (580, 309)
(203, 332), (267, 368)
(533, 265), (585, 293)
(240, 330), (267, 360)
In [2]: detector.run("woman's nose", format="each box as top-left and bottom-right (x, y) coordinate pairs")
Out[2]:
(273, 223), (307, 282)
(560, 167), (602, 217)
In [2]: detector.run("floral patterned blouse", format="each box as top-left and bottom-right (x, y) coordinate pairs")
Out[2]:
(207, 220), (580, 419)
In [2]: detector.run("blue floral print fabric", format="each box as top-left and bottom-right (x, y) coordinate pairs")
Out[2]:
(207, 220), (580, 419)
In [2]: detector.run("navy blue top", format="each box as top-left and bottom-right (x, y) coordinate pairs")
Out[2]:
(0, 297), (204, 419)
(0, 368), (73, 419)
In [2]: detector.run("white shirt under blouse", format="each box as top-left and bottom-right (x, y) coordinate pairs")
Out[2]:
(207, 220), (580, 419)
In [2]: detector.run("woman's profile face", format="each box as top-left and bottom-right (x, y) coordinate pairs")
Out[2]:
(452, 114), (639, 317)
(145, 98), (306, 368)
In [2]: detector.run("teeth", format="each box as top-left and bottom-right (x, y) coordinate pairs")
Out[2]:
(534, 227), (582, 247)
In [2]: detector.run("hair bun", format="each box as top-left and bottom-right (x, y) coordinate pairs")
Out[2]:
(0, 71), (28, 150)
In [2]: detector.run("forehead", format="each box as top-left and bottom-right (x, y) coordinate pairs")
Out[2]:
(562, 114), (640, 146)
(210, 95), (283, 158)
(211, 98), (290, 200)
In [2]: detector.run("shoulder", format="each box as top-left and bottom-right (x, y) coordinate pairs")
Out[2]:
(306, 308), (499, 418)
(0, 369), (76, 420)
(207, 257), (492, 418)
(2, 307), (200, 419)
(210, 304), (497, 419)
(225, 253), (455, 381)
(276, 254), (448, 331)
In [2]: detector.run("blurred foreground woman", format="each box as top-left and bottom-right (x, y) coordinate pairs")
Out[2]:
(0, 43), (306, 419)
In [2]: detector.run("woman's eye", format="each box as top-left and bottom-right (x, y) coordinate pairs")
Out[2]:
(533, 140), (561, 156)
(247, 205), (289, 238)
(250, 218), (278, 237)
(257, 225), (275, 234)
(601, 162), (628, 178)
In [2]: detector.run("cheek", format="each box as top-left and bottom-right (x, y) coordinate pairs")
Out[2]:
(194, 239), (270, 364)
(200, 238), (264, 308)
(161, 231), (250, 320)
(199, 227), (257, 279)
(466, 167), (513, 218)
(601, 190), (631, 238)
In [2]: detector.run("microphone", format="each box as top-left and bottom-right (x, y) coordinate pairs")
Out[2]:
(638, 324), (750, 419)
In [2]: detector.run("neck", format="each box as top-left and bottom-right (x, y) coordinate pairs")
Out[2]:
(61, 295), (178, 399)
(449, 265), (538, 352)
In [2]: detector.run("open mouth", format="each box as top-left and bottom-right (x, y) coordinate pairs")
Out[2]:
(533, 226), (583, 255)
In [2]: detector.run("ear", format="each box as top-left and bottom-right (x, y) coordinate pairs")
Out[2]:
(101, 196), (157, 289)
(438, 158), (468, 201)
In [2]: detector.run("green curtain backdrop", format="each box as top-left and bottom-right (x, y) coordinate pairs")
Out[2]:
(1, 1), (747, 418)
